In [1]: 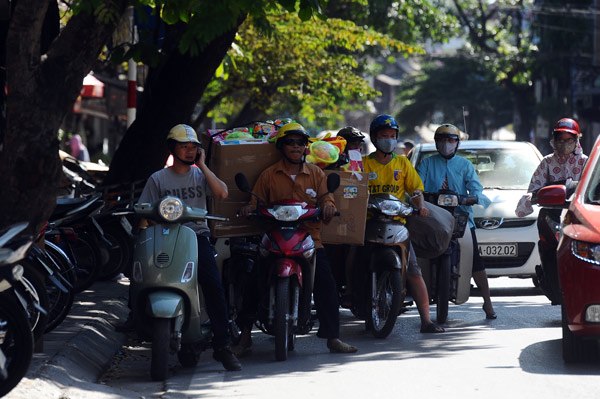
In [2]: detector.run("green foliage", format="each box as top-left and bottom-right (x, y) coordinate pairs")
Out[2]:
(326, 0), (460, 44)
(203, 10), (421, 129)
(396, 55), (513, 135)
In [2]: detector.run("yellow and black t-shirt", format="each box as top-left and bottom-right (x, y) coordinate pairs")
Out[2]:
(362, 153), (424, 198)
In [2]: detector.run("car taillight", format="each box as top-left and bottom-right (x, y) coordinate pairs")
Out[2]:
(571, 240), (600, 265)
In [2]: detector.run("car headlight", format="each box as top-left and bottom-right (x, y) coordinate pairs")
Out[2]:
(571, 240), (600, 265)
(159, 197), (184, 221)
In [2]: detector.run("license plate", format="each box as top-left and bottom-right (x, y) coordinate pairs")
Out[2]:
(478, 243), (518, 257)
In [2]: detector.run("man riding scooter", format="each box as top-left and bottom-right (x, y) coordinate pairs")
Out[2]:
(236, 122), (358, 356)
(417, 124), (496, 320)
(116, 124), (241, 372)
(515, 118), (588, 305)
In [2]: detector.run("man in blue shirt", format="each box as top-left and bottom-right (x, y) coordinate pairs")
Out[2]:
(416, 124), (496, 319)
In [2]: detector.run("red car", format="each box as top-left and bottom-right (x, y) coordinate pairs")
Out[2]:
(537, 135), (600, 363)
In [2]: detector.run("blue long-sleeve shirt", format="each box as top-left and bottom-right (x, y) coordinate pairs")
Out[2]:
(416, 154), (491, 228)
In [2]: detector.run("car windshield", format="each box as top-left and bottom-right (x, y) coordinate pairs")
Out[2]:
(418, 146), (539, 189)
(585, 157), (600, 205)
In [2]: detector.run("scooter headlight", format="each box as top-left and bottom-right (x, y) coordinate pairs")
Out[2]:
(437, 194), (459, 207)
(268, 205), (307, 221)
(159, 197), (184, 221)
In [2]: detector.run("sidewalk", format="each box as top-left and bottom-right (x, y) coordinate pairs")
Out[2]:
(5, 279), (132, 399)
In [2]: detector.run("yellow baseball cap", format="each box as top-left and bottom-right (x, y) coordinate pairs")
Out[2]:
(167, 124), (200, 144)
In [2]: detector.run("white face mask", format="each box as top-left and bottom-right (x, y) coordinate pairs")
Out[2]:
(436, 141), (457, 157)
(376, 138), (397, 153)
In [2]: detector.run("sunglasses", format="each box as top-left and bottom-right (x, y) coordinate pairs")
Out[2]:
(281, 138), (307, 146)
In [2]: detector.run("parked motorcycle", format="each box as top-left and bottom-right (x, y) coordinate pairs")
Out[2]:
(531, 179), (578, 305)
(421, 190), (475, 323)
(0, 222), (35, 397)
(130, 196), (228, 381)
(348, 194), (413, 338)
(234, 172), (340, 361)
(46, 192), (113, 292)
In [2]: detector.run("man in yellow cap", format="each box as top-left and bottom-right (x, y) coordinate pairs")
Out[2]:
(118, 124), (242, 371)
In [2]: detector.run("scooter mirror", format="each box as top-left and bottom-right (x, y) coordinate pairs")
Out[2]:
(326, 173), (340, 193)
(235, 173), (252, 193)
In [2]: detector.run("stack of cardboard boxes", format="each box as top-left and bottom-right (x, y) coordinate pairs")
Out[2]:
(202, 132), (368, 245)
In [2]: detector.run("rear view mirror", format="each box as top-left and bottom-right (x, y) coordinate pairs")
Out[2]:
(536, 185), (568, 208)
(235, 173), (251, 193)
(326, 173), (340, 193)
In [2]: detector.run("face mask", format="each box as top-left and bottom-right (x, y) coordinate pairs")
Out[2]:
(436, 141), (457, 157)
(554, 139), (577, 156)
(376, 138), (397, 153)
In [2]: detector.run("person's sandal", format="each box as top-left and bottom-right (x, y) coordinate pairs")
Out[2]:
(420, 322), (445, 333)
(327, 339), (358, 353)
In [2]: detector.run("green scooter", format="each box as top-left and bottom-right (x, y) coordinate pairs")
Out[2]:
(130, 196), (227, 381)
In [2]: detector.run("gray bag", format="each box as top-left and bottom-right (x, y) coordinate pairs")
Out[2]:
(406, 201), (454, 259)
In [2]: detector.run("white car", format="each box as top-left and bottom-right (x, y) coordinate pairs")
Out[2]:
(410, 140), (543, 283)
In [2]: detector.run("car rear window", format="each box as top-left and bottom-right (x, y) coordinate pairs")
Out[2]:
(417, 147), (539, 189)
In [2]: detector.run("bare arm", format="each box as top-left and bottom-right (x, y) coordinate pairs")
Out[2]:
(196, 148), (228, 199)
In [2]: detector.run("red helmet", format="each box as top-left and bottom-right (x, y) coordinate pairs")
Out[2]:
(553, 118), (581, 137)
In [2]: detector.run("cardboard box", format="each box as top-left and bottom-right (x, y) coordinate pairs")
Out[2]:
(204, 139), (281, 237)
(321, 171), (368, 245)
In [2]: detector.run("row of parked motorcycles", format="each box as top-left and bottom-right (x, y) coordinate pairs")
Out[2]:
(0, 154), (145, 396)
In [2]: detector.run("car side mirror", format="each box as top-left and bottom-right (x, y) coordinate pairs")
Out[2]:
(536, 185), (568, 208)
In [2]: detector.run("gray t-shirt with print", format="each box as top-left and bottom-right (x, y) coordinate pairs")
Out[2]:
(138, 167), (211, 236)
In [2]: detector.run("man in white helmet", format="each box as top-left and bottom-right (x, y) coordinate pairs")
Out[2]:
(118, 124), (241, 371)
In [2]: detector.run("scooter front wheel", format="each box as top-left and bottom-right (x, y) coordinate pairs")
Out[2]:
(151, 318), (171, 381)
(369, 269), (403, 339)
(274, 277), (292, 361)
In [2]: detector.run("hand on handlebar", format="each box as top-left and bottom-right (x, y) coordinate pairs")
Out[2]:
(464, 196), (478, 206)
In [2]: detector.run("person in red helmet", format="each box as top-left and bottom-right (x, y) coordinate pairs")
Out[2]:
(515, 117), (589, 304)
(516, 117), (588, 218)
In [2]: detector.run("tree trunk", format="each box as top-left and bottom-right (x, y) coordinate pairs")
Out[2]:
(0, 0), (127, 233)
(104, 17), (245, 187)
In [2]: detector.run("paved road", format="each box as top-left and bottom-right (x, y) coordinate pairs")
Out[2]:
(95, 278), (600, 399)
